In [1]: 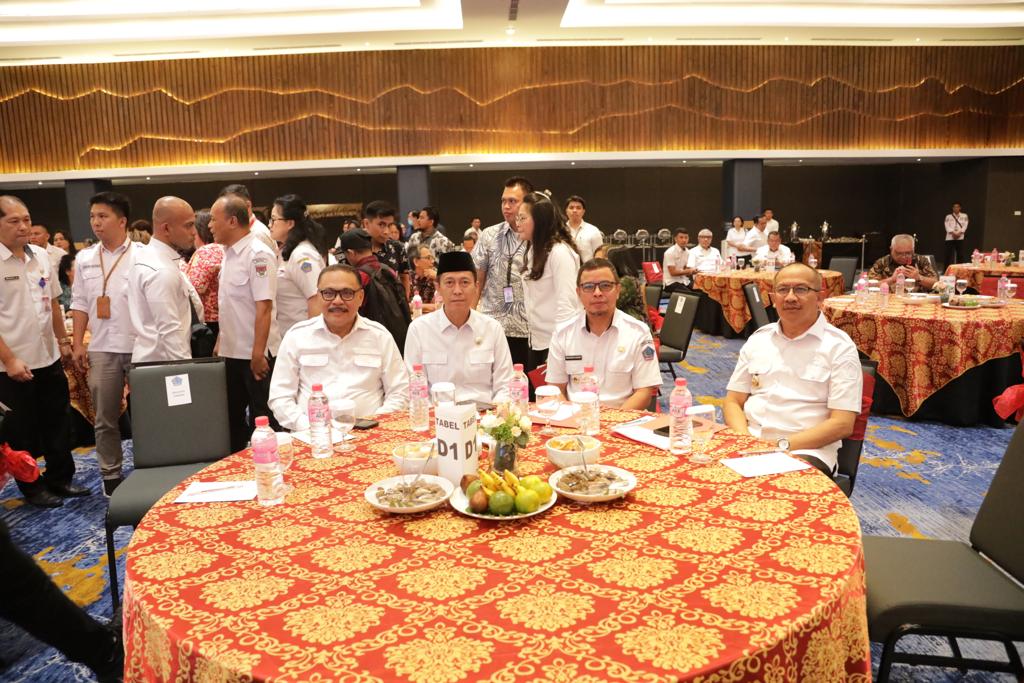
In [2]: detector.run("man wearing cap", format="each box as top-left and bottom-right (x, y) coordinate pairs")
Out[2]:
(339, 228), (411, 351)
(405, 251), (514, 406)
(269, 264), (408, 428)
(546, 258), (662, 410)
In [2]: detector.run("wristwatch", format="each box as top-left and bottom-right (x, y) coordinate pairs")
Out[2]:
(776, 437), (790, 451)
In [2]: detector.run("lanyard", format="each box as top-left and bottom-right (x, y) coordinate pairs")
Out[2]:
(98, 241), (130, 296)
(504, 230), (524, 287)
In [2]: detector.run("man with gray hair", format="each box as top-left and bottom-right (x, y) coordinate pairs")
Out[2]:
(685, 228), (723, 273)
(867, 234), (937, 289)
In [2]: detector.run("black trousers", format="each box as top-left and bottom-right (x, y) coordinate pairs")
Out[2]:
(663, 282), (693, 295)
(0, 360), (75, 494)
(507, 336), (529, 370)
(527, 347), (549, 373)
(944, 240), (963, 269)
(224, 356), (280, 453)
(0, 520), (116, 671)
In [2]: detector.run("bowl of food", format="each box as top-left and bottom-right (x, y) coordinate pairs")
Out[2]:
(545, 434), (601, 469)
(392, 441), (438, 475)
(364, 474), (454, 513)
(548, 465), (636, 503)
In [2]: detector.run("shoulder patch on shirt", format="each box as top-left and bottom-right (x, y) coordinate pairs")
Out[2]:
(254, 260), (269, 277)
(300, 260), (313, 273)
(642, 344), (655, 361)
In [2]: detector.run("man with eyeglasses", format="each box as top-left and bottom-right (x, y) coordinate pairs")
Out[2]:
(867, 234), (937, 290)
(546, 258), (661, 410)
(405, 251), (513, 406)
(723, 262), (862, 477)
(269, 265), (408, 429)
(686, 229), (723, 273)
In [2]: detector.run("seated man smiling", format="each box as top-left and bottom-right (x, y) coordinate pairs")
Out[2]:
(723, 262), (863, 476)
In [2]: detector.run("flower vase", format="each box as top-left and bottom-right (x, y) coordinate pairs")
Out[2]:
(492, 443), (517, 475)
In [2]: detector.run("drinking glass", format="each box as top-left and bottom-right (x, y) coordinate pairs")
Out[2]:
(430, 382), (455, 407)
(956, 279), (968, 296)
(535, 385), (561, 435)
(1006, 283), (1018, 302)
(904, 278), (916, 294)
(329, 399), (356, 453)
(687, 405), (719, 463)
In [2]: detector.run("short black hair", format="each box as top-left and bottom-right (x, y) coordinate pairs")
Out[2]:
(419, 206), (439, 226)
(576, 257), (620, 286)
(363, 200), (397, 221)
(219, 195), (249, 226)
(89, 191), (131, 220)
(219, 184), (251, 202)
(672, 228), (688, 238)
(504, 176), (533, 194)
(564, 195), (586, 211)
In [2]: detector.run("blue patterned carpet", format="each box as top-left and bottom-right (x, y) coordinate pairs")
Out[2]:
(1, 331), (1020, 681)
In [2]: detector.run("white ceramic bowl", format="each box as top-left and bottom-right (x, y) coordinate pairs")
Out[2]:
(392, 442), (438, 475)
(545, 434), (602, 469)
(548, 465), (637, 503)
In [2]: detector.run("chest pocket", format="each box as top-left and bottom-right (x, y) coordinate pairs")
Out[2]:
(469, 349), (493, 365)
(230, 267), (250, 288)
(606, 353), (635, 377)
(354, 350), (382, 369)
(422, 351), (447, 366)
(748, 359), (775, 391)
(800, 362), (831, 383)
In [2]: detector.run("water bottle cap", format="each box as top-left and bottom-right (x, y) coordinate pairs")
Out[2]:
(675, 378), (687, 386)
(513, 363), (524, 372)
(311, 383), (323, 392)
(255, 416), (269, 427)
(412, 364), (424, 372)
(584, 365), (594, 373)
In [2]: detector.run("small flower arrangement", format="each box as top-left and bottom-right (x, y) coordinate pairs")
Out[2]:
(479, 406), (532, 449)
(1001, 251), (1015, 267)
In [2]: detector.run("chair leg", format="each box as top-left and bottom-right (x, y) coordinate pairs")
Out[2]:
(948, 636), (967, 674)
(876, 632), (900, 683)
(1004, 640), (1024, 677)
(105, 523), (120, 611)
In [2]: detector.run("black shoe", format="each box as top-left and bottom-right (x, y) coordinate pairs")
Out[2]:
(103, 478), (123, 498)
(90, 631), (124, 683)
(23, 488), (63, 508)
(47, 481), (91, 497)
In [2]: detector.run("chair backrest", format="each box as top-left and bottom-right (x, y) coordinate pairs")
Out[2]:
(837, 360), (877, 491)
(659, 291), (700, 359)
(828, 257), (858, 292)
(971, 419), (1024, 583)
(920, 254), (937, 273)
(527, 363), (547, 390)
(641, 262), (663, 284)
(742, 282), (772, 330)
(128, 358), (231, 469)
(644, 284), (663, 310)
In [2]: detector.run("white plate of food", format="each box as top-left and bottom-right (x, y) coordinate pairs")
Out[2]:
(548, 465), (637, 503)
(449, 483), (557, 521)
(942, 294), (995, 309)
(898, 293), (940, 304)
(364, 475), (454, 514)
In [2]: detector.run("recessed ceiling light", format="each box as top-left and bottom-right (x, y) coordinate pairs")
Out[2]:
(798, 159), (803, 163)
(682, 160), (687, 164)
(469, 164), (474, 168)
(364, 42), (370, 47)
(915, 38), (921, 42)
(570, 161), (576, 166)
(356, 168), (361, 172)
(505, 26), (516, 36)
(647, 37), (654, 43)
(146, 176), (151, 180)
(916, 158), (922, 161)
(37, 181), (43, 185)
(784, 36), (789, 41)
(253, 172), (259, 176)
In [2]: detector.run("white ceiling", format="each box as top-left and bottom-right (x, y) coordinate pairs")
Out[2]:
(0, 0), (1021, 66)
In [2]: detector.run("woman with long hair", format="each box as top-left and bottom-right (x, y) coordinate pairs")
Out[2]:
(52, 229), (76, 258)
(518, 191), (581, 369)
(271, 194), (326, 335)
(187, 209), (225, 337)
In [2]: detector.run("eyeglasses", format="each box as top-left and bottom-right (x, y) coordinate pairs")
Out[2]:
(319, 287), (361, 301)
(773, 285), (820, 297)
(579, 281), (617, 293)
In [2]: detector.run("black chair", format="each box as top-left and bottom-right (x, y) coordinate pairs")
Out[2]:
(864, 420), (1024, 681)
(644, 284), (662, 311)
(920, 253), (938, 274)
(105, 357), (231, 609)
(828, 256), (858, 292)
(741, 282), (772, 330)
(835, 359), (877, 496)
(658, 291), (700, 378)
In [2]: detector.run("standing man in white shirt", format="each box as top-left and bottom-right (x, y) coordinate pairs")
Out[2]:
(662, 228), (692, 293)
(755, 231), (794, 266)
(269, 264), (408, 429)
(547, 258), (662, 410)
(0, 196), (87, 507)
(742, 215), (769, 253)
(564, 195), (603, 264)
(70, 191), (137, 496)
(211, 194), (282, 451)
(405, 251), (514, 406)
(944, 202), (968, 267)
(686, 229), (724, 273)
(723, 263), (862, 476)
(127, 197), (197, 365)
(218, 184), (278, 256)
(28, 224), (66, 276)
(763, 208), (780, 234)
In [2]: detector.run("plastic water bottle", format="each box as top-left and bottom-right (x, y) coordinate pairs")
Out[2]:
(854, 274), (867, 305)
(668, 378), (693, 456)
(575, 366), (600, 436)
(895, 271), (906, 297)
(807, 254), (818, 269)
(411, 290), (423, 319)
(252, 416), (284, 506)
(971, 249), (981, 266)
(991, 248), (1000, 264)
(729, 254), (737, 272)
(307, 383), (332, 459)
(509, 364), (529, 417)
(879, 281), (890, 308)
(409, 363), (430, 432)
(998, 273), (1010, 302)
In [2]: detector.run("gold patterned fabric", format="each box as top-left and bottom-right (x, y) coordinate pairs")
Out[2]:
(123, 409), (870, 682)
(823, 298), (1024, 416)
(945, 263), (1024, 291)
(694, 269), (846, 333)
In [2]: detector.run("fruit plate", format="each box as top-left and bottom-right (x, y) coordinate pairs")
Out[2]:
(449, 486), (557, 521)
(549, 465), (638, 503)
(364, 475), (455, 514)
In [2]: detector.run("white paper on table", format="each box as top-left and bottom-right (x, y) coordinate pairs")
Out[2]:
(289, 427), (355, 446)
(612, 416), (670, 450)
(174, 481), (257, 503)
(528, 402), (580, 422)
(165, 374), (192, 407)
(720, 453), (811, 477)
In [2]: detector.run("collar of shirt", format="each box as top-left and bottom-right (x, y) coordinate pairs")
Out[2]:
(313, 312), (371, 340)
(98, 235), (132, 257)
(148, 238), (181, 263)
(436, 306), (481, 334)
(580, 308), (625, 336)
(229, 231), (256, 256)
(772, 311), (827, 343)
(0, 241), (21, 262)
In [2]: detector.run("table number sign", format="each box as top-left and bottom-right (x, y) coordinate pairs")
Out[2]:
(435, 403), (478, 485)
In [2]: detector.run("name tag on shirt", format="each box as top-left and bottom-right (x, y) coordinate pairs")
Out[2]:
(503, 286), (514, 304)
(565, 354), (583, 362)
(299, 354), (328, 367)
(4, 276), (18, 281)
(96, 295), (111, 319)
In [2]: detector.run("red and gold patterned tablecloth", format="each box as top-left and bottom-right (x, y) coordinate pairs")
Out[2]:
(823, 297), (1024, 416)
(123, 409), (870, 683)
(945, 263), (1024, 290)
(694, 269), (846, 333)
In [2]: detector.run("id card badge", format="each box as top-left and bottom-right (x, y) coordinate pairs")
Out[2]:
(96, 295), (111, 319)
(503, 286), (514, 304)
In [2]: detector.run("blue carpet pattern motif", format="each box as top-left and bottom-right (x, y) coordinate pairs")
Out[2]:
(1, 331), (1021, 681)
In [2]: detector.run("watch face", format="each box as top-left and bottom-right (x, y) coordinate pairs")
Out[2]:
(778, 438), (790, 450)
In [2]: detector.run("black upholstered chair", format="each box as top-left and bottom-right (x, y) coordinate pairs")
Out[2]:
(828, 256), (858, 292)
(657, 291), (700, 378)
(105, 357), (231, 609)
(834, 359), (877, 496)
(741, 282), (772, 330)
(863, 420), (1024, 681)
(644, 283), (663, 311)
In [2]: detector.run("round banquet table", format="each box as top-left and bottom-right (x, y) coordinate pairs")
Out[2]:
(822, 296), (1024, 422)
(694, 268), (846, 334)
(123, 409), (870, 683)
(944, 262), (1024, 291)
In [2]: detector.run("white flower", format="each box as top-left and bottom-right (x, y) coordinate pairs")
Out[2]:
(480, 414), (500, 430)
(511, 426), (522, 438)
(519, 417), (532, 430)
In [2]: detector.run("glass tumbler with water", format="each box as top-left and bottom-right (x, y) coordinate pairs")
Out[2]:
(687, 405), (719, 463)
(329, 399), (356, 453)
(535, 385), (562, 435)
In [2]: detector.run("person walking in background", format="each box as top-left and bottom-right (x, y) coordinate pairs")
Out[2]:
(944, 202), (968, 266)
(362, 200), (410, 297)
(270, 194), (325, 336)
(187, 209), (224, 338)
(564, 195), (603, 263)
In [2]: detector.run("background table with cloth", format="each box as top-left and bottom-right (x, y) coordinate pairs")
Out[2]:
(122, 409), (869, 683)
(944, 263), (1024, 292)
(694, 269), (845, 334)
(822, 297), (1024, 426)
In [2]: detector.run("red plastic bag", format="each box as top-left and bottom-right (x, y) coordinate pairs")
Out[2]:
(992, 351), (1024, 421)
(0, 443), (40, 484)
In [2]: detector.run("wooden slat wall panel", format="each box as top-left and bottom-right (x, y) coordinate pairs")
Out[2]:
(0, 46), (1021, 174)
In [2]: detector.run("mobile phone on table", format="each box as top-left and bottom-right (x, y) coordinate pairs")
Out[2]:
(653, 425), (670, 437)
(353, 418), (379, 430)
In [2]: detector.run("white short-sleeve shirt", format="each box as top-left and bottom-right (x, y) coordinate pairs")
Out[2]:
(0, 243), (60, 371)
(546, 309), (662, 408)
(268, 314), (409, 430)
(743, 228), (768, 252)
(726, 313), (863, 471)
(218, 232), (282, 359)
(522, 242), (582, 351)
(276, 240), (324, 336)
(755, 244), (794, 263)
(127, 239), (193, 363)
(685, 246), (722, 273)
(69, 237), (136, 354)
(570, 222), (604, 264)
(725, 227), (749, 258)
(662, 244), (690, 286)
